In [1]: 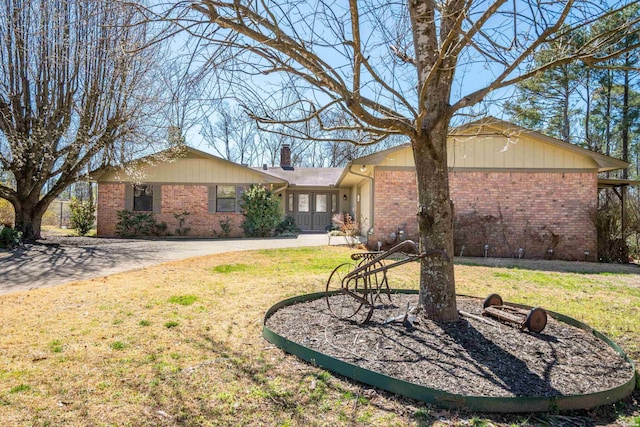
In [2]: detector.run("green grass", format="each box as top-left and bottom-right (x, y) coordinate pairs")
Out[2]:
(210, 263), (253, 274)
(0, 246), (638, 426)
(9, 384), (30, 394)
(49, 340), (63, 353)
(110, 341), (127, 350)
(164, 320), (179, 328)
(167, 294), (198, 306)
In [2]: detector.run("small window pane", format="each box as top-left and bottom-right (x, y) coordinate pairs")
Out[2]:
(288, 194), (294, 212)
(331, 194), (337, 213)
(133, 185), (153, 212)
(315, 194), (327, 213)
(217, 185), (236, 198)
(298, 194), (309, 212)
(217, 198), (236, 212)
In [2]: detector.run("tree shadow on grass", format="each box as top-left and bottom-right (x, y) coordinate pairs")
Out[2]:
(133, 330), (639, 427)
(140, 334), (383, 426)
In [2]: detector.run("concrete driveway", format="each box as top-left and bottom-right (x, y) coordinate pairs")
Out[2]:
(0, 234), (330, 295)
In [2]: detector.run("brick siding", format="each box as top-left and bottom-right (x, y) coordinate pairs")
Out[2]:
(372, 169), (419, 243)
(97, 183), (125, 236)
(97, 183), (244, 237)
(370, 170), (597, 261)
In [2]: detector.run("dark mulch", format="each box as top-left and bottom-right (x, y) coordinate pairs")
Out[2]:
(266, 294), (635, 398)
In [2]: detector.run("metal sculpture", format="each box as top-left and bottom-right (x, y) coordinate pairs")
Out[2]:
(325, 240), (449, 323)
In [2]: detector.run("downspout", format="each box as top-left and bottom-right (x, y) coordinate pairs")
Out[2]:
(348, 165), (375, 242)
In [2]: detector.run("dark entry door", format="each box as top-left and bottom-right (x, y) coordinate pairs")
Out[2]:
(288, 191), (337, 231)
(311, 192), (331, 231)
(291, 193), (311, 230)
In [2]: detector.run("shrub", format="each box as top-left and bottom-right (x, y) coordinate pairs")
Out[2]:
(69, 198), (96, 236)
(595, 192), (630, 263)
(0, 199), (14, 226)
(275, 215), (301, 237)
(240, 185), (282, 237)
(214, 216), (233, 238)
(0, 224), (22, 249)
(331, 212), (360, 237)
(173, 211), (191, 236)
(115, 210), (166, 237)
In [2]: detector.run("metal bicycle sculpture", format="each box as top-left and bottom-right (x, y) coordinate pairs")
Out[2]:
(325, 240), (449, 323)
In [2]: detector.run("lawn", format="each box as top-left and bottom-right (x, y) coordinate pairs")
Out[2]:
(0, 246), (638, 426)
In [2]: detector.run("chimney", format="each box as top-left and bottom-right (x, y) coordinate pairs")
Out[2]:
(262, 164), (268, 170)
(280, 144), (292, 169)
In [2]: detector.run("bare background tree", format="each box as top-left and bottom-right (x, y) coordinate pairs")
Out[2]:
(152, 0), (640, 321)
(0, 0), (165, 240)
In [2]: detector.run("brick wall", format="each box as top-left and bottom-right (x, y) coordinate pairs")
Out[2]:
(372, 169), (420, 244)
(97, 183), (244, 237)
(370, 170), (597, 260)
(97, 183), (125, 236)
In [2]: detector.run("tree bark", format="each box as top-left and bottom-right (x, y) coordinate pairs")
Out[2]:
(409, 0), (460, 322)
(412, 123), (459, 322)
(13, 201), (45, 241)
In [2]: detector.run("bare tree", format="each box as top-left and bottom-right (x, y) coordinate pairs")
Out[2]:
(165, 0), (640, 321)
(200, 102), (258, 163)
(0, 0), (164, 240)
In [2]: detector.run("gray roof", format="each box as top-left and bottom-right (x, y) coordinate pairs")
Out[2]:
(255, 166), (344, 187)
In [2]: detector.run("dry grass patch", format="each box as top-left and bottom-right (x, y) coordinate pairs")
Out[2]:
(0, 246), (638, 426)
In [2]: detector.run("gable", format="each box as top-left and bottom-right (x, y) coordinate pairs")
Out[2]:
(351, 120), (626, 172)
(447, 132), (596, 170)
(98, 148), (285, 184)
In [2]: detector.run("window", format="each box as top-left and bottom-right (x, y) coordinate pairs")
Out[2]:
(298, 194), (309, 212)
(217, 185), (237, 212)
(209, 185), (244, 213)
(315, 194), (327, 213)
(133, 185), (153, 212)
(288, 193), (294, 213)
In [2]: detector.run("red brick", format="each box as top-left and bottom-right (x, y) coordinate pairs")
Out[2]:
(370, 170), (596, 261)
(97, 184), (244, 237)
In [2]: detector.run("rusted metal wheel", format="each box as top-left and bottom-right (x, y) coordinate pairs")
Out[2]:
(359, 260), (391, 305)
(483, 293), (503, 308)
(524, 307), (547, 333)
(325, 263), (367, 320)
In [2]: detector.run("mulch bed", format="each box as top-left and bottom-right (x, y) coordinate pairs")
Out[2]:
(265, 294), (635, 398)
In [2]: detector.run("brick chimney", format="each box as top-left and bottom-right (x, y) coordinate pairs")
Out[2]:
(280, 144), (292, 169)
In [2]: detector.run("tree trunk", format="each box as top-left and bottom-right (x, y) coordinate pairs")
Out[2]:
(412, 125), (459, 322)
(14, 201), (45, 241)
(408, 0), (461, 322)
(621, 53), (630, 180)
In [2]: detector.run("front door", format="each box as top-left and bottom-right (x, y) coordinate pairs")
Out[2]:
(288, 191), (337, 231)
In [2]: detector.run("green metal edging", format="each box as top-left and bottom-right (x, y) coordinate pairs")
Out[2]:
(263, 290), (636, 413)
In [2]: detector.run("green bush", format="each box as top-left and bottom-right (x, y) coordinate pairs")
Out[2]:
(0, 224), (22, 249)
(240, 185), (282, 237)
(214, 216), (233, 238)
(115, 210), (166, 237)
(0, 198), (14, 226)
(173, 211), (191, 236)
(69, 198), (96, 236)
(275, 215), (301, 237)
